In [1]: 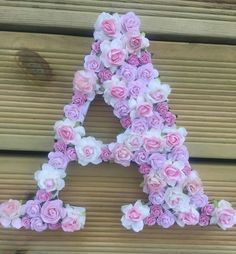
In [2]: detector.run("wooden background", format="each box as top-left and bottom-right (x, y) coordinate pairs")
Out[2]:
(0, 1), (236, 253)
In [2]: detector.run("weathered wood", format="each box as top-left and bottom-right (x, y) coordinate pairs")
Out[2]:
(0, 154), (236, 253)
(0, 32), (236, 158)
(0, 0), (235, 41)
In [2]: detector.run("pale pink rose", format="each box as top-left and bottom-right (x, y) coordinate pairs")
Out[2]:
(35, 189), (52, 203)
(101, 146), (112, 161)
(137, 63), (158, 82)
(62, 216), (81, 232)
(177, 206), (200, 227)
(139, 51), (152, 64)
(21, 216), (31, 229)
(120, 116), (132, 129)
(98, 68), (112, 82)
(164, 111), (176, 126)
(164, 187), (190, 212)
(143, 137), (162, 153)
(53, 140), (67, 153)
(94, 12), (121, 40)
(84, 54), (101, 72)
(91, 40), (101, 54)
(199, 213), (210, 227)
(100, 39), (126, 69)
(146, 80), (170, 104)
(125, 31), (149, 53)
(121, 200), (150, 232)
(66, 147), (77, 161)
(136, 102), (153, 117)
(73, 70), (97, 95)
(25, 200), (41, 218)
(30, 217), (47, 232)
(48, 151), (69, 170)
(210, 200), (236, 230)
(121, 12), (140, 33)
(125, 134), (143, 151)
(0, 199), (23, 228)
(112, 144), (133, 167)
(128, 79), (146, 98)
(143, 171), (166, 194)
(184, 170), (203, 195)
(161, 161), (184, 187)
(41, 200), (66, 224)
(118, 63), (137, 82)
(127, 54), (140, 66)
(72, 91), (86, 106)
(138, 164), (151, 175)
(144, 215), (156, 226)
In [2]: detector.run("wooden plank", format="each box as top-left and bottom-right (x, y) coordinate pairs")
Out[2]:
(0, 0), (235, 41)
(0, 154), (236, 253)
(0, 32), (236, 158)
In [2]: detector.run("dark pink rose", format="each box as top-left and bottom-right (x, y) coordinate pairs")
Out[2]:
(164, 111), (176, 126)
(48, 223), (61, 230)
(150, 205), (163, 218)
(98, 68), (113, 82)
(138, 164), (151, 175)
(120, 116), (132, 129)
(101, 146), (112, 161)
(139, 51), (152, 65)
(201, 204), (214, 216)
(53, 140), (67, 153)
(72, 91), (86, 106)
(21, 216), (31, 229)
(144, 215), (156, 226)
(199, 214), (210, 227)
(127, 54), (140, 66)
(155, 102), (169, 117)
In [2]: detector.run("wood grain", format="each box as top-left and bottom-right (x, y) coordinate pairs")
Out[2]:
(0, 0), (235, 41)
(0, 154), (235, 254)
(0, 32), (236, 158)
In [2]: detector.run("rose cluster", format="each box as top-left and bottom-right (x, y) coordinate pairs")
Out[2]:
(0, 11), (235, 233)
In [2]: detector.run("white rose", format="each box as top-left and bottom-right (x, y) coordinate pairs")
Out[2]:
(34, 163), (66, 192)
(75, 136), (102, 166)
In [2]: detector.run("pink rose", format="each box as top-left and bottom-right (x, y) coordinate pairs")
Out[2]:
(138, 164), (151, 175)
(53, 140), (67, 153)
(137, 63), (158, 82)
(72, 91), (86, 106)
(161, 161), (183, 186)
(21, 216), (31, 229)
(120, 116), (132, 129)
(35, 189), (52, 203)
(56, 125), (75, 144)
(30, 217), (47, 232)
(48, 151), (69, 170)
(136, 102), (153, 117)
(165, 132), (182, 150)
(199, 213), (210, 227)
(25, 200), (41, 218)
(91, 40), (101, 54)
(110, 85), (128, 100)
(100, 39), (126, 68)
(211, 200), (236, 230)
(41, 200), (66, 224)
(143, 137), (162, 152)
(98, 68), (112, 82)
(148, 153), (166, 170)
(84, 54), (101, 72)
(177, 207), (200, 226)
(127, 54), (140, 66)
(101, 146), (112, 161)
(121, 12), (140, 33)
(155, 102), (169, 116)
(118, 63), (137, 82)
(66, 147), (77, 161)
(143, 171), (166, 194)
(73, 70), (97, 94)
(150, 205), (163, 218)
(139, 51), (152, 65)
(144, 215), (156, 226)
(131, 118), (148, 134)
(113, 101), (130, 118)
(164, 112), (176, 126)
(125, 31), (149, 53)
(112, 144), (133, 167)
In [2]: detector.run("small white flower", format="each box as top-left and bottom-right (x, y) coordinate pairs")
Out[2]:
(34, 163), (66, 192)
